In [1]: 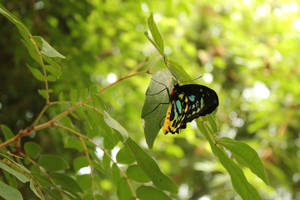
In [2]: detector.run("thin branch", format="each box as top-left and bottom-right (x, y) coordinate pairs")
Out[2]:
(79, 138), (95, 200)
(30, 36), (50, 104)
(32, 104), (50, 126)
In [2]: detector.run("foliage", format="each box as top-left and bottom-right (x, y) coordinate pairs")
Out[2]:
(1, 1), (300, 200)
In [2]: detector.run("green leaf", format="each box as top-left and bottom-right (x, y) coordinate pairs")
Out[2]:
(47, 75), (57, 82)
(1, 125), (14, 141)
(0, 4), (31, 40)
(117, 177), (133, 200)
(51, 173), (82, 193)
(125, 138), (177, 193)
(167, 59), (191, 82)
(38, 89), (53, 99)
(211, 144), (262, 200)
(33, 36), (65, 59)
(218, 137), (268, 184)
(43, 56), (62, 77)
(39, 155), (69, 171)
(141, 70), (174, 148)
(76, 174), (92, 191)
(196, 121), (261, 200)
(27, 64), (44, 81)
(147, 13), (164, 55)
(104, 111), (128, 140)
(206, 113), (218, 133)
(64, 136), (84, 151)
(126, 164), (151, 183)
(136, 186), (171, 200)
(112, 163), (121, 186)
(0, 180), (23, 200)
(29, 180), (42, 199)
(73, 156), (88, 172)
(24, 142), (41, 159)
(0, 161), (29, 183)
(116, 146), (135, 164)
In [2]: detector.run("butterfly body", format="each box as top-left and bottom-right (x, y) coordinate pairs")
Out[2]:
(163, 84), (219, 134)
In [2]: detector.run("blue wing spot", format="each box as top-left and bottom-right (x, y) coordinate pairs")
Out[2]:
(188, 95), (196, 102)
(176, 100), (182, 113)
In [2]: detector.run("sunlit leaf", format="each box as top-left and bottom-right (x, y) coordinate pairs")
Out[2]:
(0, 162), (29, 183)
(218, 137), (268, 184)
(33, 36), (65, 59)
(147, 13), (164, 55)
(0, 180), (23, 200)
(211, 144), (262, 200)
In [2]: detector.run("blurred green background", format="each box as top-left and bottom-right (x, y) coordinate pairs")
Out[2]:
(1, 0), (300, 199)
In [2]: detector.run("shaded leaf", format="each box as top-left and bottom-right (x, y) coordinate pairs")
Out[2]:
(218, 137), (268, 184)
(1, 125), (14, 140)
(116, 146), (135, 164)
(126, 164), (151, 183)
(51, 173), (82, 193)
(76, 174), (92, 191)
(117, 177), (133, 200)
(39, 155), (69, 171)
(0, 180), (23, 200)
(125, 138), (177, 193)
(136, 186), (171, 200)
(141, 70), (173, 148)
(24, 142), (41, 159)
(73, 156), (88, 172)
(45, 64), (62, 78)
(112, 163), (121, 186)
(38, 89), (53, 99)
(27, 65), (44, 81)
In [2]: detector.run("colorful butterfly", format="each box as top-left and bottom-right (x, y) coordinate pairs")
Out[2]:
(162, 83), (219, 134)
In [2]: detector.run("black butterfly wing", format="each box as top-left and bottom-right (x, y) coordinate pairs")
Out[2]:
(178, 84), (219, 124)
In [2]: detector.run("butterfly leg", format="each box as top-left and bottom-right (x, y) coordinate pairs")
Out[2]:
(142, 102), (169, 118)
(146, 87), (168, 96)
